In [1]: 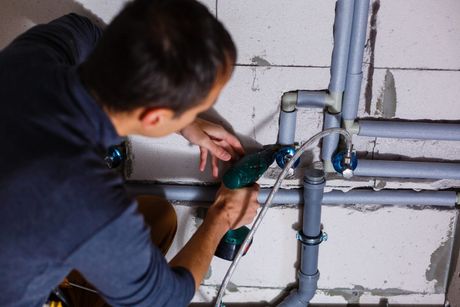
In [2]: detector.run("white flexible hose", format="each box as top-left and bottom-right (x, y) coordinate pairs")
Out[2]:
(214, 128), (352, 307)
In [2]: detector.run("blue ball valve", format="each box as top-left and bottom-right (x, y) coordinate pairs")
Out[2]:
(332, 150), (358, 179)
(105, 143), (126, 169)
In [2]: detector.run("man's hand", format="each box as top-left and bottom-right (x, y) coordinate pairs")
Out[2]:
(169, 184), (260, 289)
(208, 184), (260, 230)
(180, 118), (244, 178)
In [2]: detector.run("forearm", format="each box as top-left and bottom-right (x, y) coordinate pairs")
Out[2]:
(169, 213), (228, 289)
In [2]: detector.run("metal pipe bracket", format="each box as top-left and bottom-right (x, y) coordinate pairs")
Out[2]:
(296, 230), (328, 246)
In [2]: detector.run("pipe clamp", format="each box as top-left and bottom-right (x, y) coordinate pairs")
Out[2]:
(296, 231), (328, 246)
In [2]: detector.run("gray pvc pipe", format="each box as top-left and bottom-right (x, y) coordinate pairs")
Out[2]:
(355, 160), (460, 180)
(279, 170), (325, 307)
(324, 189), (457, 207)
(328, 0), (355, 93)
(301, 170), (325, 275)
(297, 90), (328, 109)
(321, 112), (342, 161)
(358, 120), (460, 141)
(278, 110), (297, 145)
(126, 183), (458, 207)
(342, 0), (370, 121)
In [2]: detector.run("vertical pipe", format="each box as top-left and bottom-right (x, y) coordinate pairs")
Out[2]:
(278, 169), (325, 307)
(342, 0), (370, 124)
(321, 112), (341, 172)
(328, 0), (356, 94)
(321, 0), (355, 170)
(300, 169), (326, 276)
(278, 109), (297, 145)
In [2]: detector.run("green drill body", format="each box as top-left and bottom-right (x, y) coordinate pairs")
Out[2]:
(222, 145), (279, 189)
(215, 145), (279, 261)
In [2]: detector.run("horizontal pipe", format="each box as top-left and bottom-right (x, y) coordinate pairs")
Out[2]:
(127, 183), (458, 207)
(355, 159), (460, 180)
(297, 90), (329, 109)
(358, 120), (460, 141)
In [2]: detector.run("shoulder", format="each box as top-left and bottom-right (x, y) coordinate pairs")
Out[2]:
(1, 14), (103, 66)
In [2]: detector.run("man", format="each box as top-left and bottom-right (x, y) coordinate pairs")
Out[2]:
(0, 0), (260, 306)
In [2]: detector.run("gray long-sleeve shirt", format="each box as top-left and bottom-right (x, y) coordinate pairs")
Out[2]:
(0, 14), (194, 307)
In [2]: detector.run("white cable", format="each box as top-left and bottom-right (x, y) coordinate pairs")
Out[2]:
(214, 128), (352, 307)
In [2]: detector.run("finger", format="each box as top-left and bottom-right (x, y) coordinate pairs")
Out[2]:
(211, 155), (219, 178)
(217, 140), (239, 160)
(221, 133), (245, 156)
(199, 147), (208, 172)
(203, 138), (232, 161)
(209, 130), (244, 156)
(198, 119), (245, 155)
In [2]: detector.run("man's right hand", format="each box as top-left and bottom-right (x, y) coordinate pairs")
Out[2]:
(169, 184), (259, 289)
(207, 184), (260, 231)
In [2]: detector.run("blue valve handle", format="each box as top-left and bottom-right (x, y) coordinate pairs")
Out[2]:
(332, 150), (358, 174)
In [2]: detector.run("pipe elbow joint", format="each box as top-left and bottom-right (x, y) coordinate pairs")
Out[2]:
(278, 271), (319, 307)
(281, 91), (298, 112)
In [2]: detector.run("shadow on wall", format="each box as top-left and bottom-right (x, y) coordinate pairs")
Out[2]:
(0, 0), (103, 49)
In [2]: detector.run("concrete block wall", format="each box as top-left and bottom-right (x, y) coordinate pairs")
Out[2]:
(1, 0), (459, 305)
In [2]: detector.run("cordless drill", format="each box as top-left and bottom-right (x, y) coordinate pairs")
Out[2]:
(214, 145), (279, 261)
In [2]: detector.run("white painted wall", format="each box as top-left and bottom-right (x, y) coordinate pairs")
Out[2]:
(2, 0), (459, 305)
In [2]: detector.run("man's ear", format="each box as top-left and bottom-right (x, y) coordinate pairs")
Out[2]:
(139, 107), (175, 131)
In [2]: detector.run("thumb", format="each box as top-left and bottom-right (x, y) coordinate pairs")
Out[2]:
(203, 139), (232, 161)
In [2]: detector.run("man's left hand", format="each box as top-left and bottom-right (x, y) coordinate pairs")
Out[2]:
(180, 118), (244, 178)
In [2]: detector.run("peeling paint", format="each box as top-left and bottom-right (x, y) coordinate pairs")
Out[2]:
(344, 204), (385, 213)
(374, 179), (387, 190)
(227, 281), (239, 293)
(251, 67), (260, 92)
(323, 285), (364, 303)
(426, 216), (455, 293)
(382, 69), (397, 118)
(251, 55), (271, 66)
(323, 285), (418, 303)
(252, 106), (257, 139)
(124, 138), (134, 178)
(375, 69), (397, 118)
(364, 0), (380, 115)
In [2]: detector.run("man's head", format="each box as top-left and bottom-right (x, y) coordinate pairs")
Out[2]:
(79, 0), (236, 136)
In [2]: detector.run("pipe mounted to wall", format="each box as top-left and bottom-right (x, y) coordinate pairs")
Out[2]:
(341, 0), (370, 129)
(278, 169), (326, 307)
(321, 112), (342, 172)
(127, 183), (459, 207)
(277, 0), (355, 151)
(357, 120), (460, 141)
(297, 90), (329, 109)
(354, 160), (460, 180)
(320, 0), (356, 170)
(328, 0), (355, 101)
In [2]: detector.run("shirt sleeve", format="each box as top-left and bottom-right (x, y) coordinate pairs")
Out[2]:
(65, 202), (195, 307)
(8, 13), (102, 65)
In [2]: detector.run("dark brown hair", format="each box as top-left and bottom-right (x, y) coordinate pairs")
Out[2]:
(80, 0), (236, 114)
